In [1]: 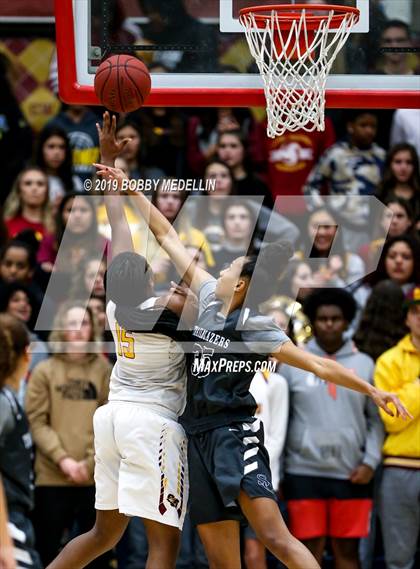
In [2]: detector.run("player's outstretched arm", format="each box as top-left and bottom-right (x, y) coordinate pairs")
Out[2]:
(96, 112), (133, 258)
(273, 340), (412, 420)
(95, 111), (211, 292)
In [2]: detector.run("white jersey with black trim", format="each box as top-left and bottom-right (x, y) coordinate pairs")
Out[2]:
(106, 299), (186, 419)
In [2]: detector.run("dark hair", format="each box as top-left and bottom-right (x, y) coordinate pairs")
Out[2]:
(151, 178), (187, 217)
(0, 281), (38, 330)
(377, 143), (420, 201)
(56, 191), (99, 244)
(384, 195), (414, 219)
(0, 239), (37, 269)
(241, 241), (294, 308)
(204, 159), (236, 195)
(197, 160), (237, 230)
(221, 199), (257, 237)
(303, 288), (357, 324)
(105, 252), (153, 307)
(217, 129), (252, 173)
(366, 234), (420, 286)
(0, 314), (29, 388)
(302, 208), (345, 258)
(116, 119), (147, 167)
(382, 19), (411, 38)
(35, 125), (74, 192)
(345, 109), (378, 124)
(278, 259), (312, 298)
(354, 280), (408, 360)
(70, 255), (107, 300)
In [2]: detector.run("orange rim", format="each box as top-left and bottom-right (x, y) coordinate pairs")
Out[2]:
(239, 4), (360, 31)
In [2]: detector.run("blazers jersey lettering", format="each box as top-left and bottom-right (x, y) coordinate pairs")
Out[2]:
(107, 299), (187, 419)
(181, 280), (289, 434)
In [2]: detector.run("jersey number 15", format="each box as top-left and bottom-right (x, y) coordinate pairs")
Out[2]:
(115, 323), (135, 359)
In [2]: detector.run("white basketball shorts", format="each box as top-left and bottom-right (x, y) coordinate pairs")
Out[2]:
(93, 401), (188, 529)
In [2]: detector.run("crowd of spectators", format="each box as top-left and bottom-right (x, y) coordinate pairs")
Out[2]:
(1, 5), (419, 569)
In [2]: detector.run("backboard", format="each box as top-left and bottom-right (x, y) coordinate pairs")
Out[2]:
(55, 0), (420, 108)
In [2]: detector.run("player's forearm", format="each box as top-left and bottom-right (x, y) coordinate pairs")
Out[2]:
(131, 190), (180, 248)
(315, 358), (374, 396)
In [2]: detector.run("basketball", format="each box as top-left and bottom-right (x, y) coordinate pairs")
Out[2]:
(94, 55), (151, 113)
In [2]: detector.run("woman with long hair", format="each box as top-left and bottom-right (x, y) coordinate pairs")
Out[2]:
(34, 125), (82, 204)
(95, 113), (409, 569)
(359, 196), (415, 270)
(4, 167), (53, 241)
(216, 129), (272, 207)
(366, 234), (420, 291)
(26, 300), (111, 568)
(37, 192), (109, 274)
(377, 143), (420, 219)
(115, 119), (164, 180)
(354, 280), (408, 362)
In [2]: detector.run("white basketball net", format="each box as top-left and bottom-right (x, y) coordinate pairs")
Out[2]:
(240, 7), (359, 137)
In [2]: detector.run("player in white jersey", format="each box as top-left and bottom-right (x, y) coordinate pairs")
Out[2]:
(47, 113), (194, 569)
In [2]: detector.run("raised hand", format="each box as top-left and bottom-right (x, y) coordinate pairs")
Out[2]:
(96, 111), (131, 164)
(94, 164), (129, 193)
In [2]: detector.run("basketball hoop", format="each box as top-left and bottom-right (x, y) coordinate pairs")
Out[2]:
(239, 4), (360, 137)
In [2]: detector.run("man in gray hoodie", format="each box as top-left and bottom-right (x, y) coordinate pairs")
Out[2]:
(281, 288), (384, 569)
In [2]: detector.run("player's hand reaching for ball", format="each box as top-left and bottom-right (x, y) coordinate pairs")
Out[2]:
(96, 111), (130, 165)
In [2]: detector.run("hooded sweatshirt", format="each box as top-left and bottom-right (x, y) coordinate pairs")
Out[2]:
(374, 334), (420, 469)
(282, 338), (384, 479)
(25, 353), (110, 486)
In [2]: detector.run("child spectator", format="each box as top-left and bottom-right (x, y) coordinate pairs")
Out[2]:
(35, 125), (83, 205)
(374, 287), (420, 569)
(0, 314), (42, 568)
(303, 110), (385, 250)
(47, 105), (100, 184)
(25, 301), (110, 568)
(376, 143), (420, 221)
(4, 167), (53, 242)
(264, 118), (335, 216)
(282, 289), (384, 568)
